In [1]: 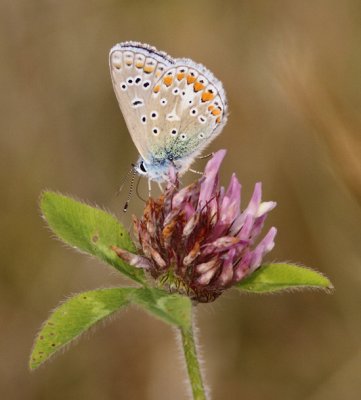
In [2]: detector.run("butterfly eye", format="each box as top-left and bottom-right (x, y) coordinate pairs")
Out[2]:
(172, 88), (180, 95)
(134, 76), (142, 85)
(150, 111), (158, 120)
(170, 128), (178, 136)
(160, 98), (167, 106)
(141, 115), (147, 124)
(120, 82), (127, 91)
(190, 108), (198, 116)
(180, 133), (187, 141)
(140, 161), (147, 172)
(126, 78), (134, 86)
(152, 127), (159, 135)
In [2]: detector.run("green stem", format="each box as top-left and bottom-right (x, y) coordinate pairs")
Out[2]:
(180, 313), (208, 400)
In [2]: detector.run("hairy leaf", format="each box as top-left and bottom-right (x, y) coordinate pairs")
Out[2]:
(131, 288), (192, 330)
(30, 288), (133, 370)
(236, 263), (333, 293)
(41, 191), (145, 284)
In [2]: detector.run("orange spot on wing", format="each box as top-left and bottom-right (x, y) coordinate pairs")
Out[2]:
(216, 116), (221, 124)
(202, 91), (215, 102)
(177, 72), (185, 81)
(208, 105), (215, 111)
(125, 61), (132, 66)
(153, 85), (160, 93)
(163, 76), (173, 86)
(212, 108), (221, 116)
(144, 65), (155, 73)
(187, 75), (197, 84)
(194, 82), (205, 92)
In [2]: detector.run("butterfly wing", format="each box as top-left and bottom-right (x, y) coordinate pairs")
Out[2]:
(139, 58), (228, 172)
(110, 42), (227, 176)
(109, 42), (174, 162)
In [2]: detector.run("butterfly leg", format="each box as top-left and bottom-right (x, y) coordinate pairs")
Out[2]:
(148, 179), (152, 198)
(157, 182), (164, 192)
(136, 176), (148, 203)
(198, 152), (214, 160)
(189, 168), (203, 175)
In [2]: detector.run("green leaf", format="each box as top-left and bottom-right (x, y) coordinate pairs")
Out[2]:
(30, 287), (192, 370)
(131, 288), (192, 330)
(41, 191), (145, 284)
(236, 263), (333, 293)
(30, 288), (133, 370)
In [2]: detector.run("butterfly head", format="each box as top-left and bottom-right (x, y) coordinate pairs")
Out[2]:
(133, 156), (174, 183)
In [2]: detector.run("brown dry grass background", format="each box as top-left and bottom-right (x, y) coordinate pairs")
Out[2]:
(1, 1), (360, 399)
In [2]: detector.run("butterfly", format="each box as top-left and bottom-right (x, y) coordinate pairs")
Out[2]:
(109, 41), (228, 184)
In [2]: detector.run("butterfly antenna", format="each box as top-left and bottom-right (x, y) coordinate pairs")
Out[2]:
(123, 168), (137, 212)
(116, 164), (135, 197)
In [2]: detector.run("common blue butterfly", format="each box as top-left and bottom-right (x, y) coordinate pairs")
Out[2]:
(109, 41), (228, 183)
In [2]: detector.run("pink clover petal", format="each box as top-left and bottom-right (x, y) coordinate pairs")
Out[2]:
(249, 214), (267, 242)
(128, 150), (277, 303)
(172, 184), (195, 208)
(112, 246), (152, 270)
(197, 266), (218, 286)
(256, 201), (277, 217)
(196, 258), (219, 274)
(198, 150), (226, 208)
(238, 214), (254, 240)
(182, 212), (200, 237)
(216, 248), (236, 287)
(233, 250), (252, 282)
(245, 182), (262, 217)
(220, 174), (241, 225)
(250, 227), (277, 270)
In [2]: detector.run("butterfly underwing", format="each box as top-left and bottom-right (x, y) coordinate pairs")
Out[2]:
(109, 41), (228, 183)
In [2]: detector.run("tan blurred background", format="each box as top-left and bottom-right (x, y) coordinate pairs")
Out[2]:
(1, 1), (360, 399)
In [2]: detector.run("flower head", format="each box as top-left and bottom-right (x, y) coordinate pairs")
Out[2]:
(114, 150), (277, 303)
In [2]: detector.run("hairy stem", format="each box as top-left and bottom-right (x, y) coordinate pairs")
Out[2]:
(179, 313), (208, 400)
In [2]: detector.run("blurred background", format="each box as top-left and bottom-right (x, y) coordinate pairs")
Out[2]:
(1, 0), (360, 399)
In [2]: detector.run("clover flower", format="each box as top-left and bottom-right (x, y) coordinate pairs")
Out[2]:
(114, 150), (277, 302)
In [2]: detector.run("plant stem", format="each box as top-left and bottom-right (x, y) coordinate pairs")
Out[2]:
(180, 314), (208, 400)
